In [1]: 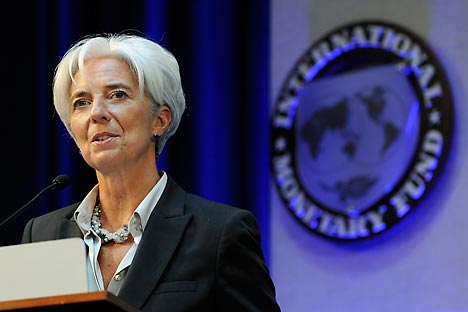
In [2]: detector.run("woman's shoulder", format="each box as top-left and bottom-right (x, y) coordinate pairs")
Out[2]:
(32, 202), (80, 222)
(166, 174), (252, 218)
(185, 193), (257, 223)
(21, 202), (82, 243)
(164, 174), (258, 224)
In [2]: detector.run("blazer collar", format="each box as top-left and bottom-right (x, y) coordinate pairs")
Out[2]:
(118, 175), (192, 308)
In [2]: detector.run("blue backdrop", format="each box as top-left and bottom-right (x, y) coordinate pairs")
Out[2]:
(1, 0), (271, 264)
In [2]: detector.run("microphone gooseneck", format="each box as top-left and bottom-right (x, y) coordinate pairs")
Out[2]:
(0, 174), (71, 231)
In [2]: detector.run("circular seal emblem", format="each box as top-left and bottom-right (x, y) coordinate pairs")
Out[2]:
(270, 20), (453, 241)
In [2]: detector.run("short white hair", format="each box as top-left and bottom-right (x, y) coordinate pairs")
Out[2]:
(53, 33), (186, 156)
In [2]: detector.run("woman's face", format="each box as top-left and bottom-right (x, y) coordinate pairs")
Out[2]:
(68, 56), (164, 174)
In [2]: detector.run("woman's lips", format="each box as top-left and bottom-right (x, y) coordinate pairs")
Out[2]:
(92, 132), (118, 143)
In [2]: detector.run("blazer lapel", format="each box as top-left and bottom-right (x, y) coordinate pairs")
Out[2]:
(118, 176), (192, 309)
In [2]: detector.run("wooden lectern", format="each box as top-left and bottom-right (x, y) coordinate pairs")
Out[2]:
(0, 291), (141, 312)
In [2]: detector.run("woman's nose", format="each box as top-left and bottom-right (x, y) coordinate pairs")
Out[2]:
(90, 97), (110, 122)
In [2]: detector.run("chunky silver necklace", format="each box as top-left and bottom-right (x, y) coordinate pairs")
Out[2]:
(91, 202), (131, 244)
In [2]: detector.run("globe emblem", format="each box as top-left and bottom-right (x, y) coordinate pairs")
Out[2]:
(271, 21), (453, 240)
(295, 66), (420, 216)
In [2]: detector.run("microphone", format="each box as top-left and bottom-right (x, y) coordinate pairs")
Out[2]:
(50, 174), (71, 191)
(0, 174), (71, 231)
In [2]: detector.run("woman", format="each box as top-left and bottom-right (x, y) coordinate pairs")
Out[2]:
(21, 33), (281, 311)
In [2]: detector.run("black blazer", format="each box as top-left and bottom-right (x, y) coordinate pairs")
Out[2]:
(21, 175), (281, 312)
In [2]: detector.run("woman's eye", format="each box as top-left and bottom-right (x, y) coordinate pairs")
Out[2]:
(112, 90), (127, 100)
(73, 99), (89, 108)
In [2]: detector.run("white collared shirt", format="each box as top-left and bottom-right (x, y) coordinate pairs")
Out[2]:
(74, 172), (168, 294)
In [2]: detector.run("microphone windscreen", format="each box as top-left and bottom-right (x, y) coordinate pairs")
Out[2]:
(51, 174), (71, 190)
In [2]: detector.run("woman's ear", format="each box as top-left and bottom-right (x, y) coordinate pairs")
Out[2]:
(153, 105), (172, 135)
